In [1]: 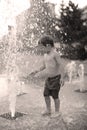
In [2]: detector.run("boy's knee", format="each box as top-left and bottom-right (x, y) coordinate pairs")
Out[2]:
(44, 96), (50, 100)
(54, 98), (60, 102)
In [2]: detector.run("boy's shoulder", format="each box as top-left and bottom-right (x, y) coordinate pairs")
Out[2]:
(43, 49), (59, 58)
(52, 49), (60, 57)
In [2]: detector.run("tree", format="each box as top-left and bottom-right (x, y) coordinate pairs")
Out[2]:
(58, 0), (87, 45)
(80, 6), (87, 46)
(57, 0), (87, 60)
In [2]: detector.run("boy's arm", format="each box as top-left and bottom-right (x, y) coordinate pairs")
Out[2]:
(54, 51), (65, 84)
(29, 60), (45, 76)
(35, 64), (45, 73)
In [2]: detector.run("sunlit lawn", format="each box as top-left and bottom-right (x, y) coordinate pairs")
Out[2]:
(0, 51), (87, 98)
(0, 51), (87, 130)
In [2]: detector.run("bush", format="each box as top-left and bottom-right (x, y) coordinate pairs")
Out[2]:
(60, 45), (86, 60)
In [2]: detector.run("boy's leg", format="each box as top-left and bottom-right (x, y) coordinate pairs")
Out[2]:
(51, 91), (61, 118)
(52, 90), (60, 112)
(42, 96), (51, 116)
(54, 98), (60, 112)
(43, 87), (51, 115)
(44, 96), (51, 114)
(51, 98), (61, 118)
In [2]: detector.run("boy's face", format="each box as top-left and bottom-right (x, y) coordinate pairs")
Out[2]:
(45, 44), (53, 53)
(38, 44), (52, 53)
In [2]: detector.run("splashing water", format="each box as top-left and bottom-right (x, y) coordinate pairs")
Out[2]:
(78, 64), (85, 92)
(78, 64), (84, 80)
(8, 69), (18, 117)
(2, 17), (19, 117)
(65, 61), (86, 92)
(65, 61), (77, 83)
(0, 0), (31, 118)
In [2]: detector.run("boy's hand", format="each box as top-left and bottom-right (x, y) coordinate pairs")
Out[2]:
(60, 79), (64, 87)
(34, 72), (40, 78)
(29, 70), (38, 77)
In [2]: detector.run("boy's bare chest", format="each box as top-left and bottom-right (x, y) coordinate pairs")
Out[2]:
(44, 54), (54, 62)
(44, 54), (59, 68)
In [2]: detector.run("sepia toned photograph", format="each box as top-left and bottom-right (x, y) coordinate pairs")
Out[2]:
(0, 0), (87, 130)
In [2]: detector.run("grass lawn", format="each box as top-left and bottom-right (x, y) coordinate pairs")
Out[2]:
(0, 51), (87, 130)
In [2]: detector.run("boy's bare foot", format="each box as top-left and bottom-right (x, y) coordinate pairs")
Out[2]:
(51, 112), (61, 118)
(42, 111), (51, 116)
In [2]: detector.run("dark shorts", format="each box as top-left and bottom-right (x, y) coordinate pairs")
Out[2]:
(43, 75), (61, 99)
(44, 87), (59, 99)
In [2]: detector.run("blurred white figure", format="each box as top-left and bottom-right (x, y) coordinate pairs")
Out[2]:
(17, 81), (25, 96)
(78, 64), (85, 92)
(66, 61), (76, 83)
(78, 64), (84, 80)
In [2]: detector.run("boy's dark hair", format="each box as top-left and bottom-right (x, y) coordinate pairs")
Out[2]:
(38, 35), (54, 47)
